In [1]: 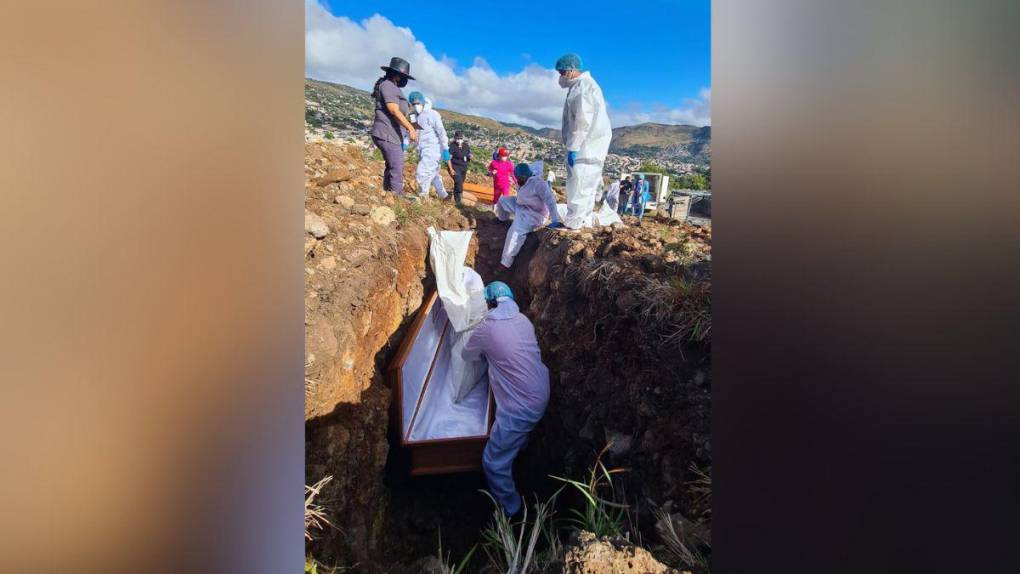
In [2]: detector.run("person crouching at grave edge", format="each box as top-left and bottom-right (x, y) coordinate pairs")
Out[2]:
(494, 162), (563, 268)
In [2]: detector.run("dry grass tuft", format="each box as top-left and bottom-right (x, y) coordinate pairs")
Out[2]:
(654, 507), (710, 572)
(686, 463), (712, 518)
(571, 257), (711, 346)
(305, 475), (336, 541)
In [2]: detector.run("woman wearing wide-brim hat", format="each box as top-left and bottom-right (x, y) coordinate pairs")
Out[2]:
(370, 57), (418, 195)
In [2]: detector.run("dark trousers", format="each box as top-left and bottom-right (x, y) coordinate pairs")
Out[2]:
(618, 192), (631, 215)
(372, 136), (404, 193)
(452, 166), (468, 203)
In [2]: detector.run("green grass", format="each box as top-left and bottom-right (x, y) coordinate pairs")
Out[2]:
(479, 490), (560, 574)
(550, 443), (628, 538)
(435, 527), (477, 574)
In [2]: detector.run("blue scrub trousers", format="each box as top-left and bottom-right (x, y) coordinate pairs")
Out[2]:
(483, 416), (535, 516)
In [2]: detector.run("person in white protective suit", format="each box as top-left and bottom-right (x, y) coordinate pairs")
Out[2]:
(604, 176), (622, 212)
(494, 161), (561, 268)
(555, 52), (612, 229)
(408, 91), (451, 200)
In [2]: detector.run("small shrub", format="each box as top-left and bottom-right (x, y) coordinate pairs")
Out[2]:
(393, 204), (409, 225)
(550, 443), (628, 537)
(324, 132), (334, 140)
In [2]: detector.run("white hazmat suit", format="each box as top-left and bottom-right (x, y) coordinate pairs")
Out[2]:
(560, 71), (612, 229)
(413, 98), (450, 199)
(605, 180), (621, 212)
(494, 161), (559, 268)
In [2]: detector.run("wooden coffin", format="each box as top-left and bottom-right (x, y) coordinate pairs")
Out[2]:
(462, 182), (496, 205)
(387, 291), (495, 476)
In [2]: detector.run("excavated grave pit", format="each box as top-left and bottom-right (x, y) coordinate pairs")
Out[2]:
(307, 211), (711, 572)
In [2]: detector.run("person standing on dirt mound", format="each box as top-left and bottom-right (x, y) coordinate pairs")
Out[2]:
(604, 176), (622, 213)
(618, 175), (634, 215)
(488, 147), (515, 205)
(448, 131), (472, 205)
(407, 91), (451, 200)
(370, 57), (417, 195)
(556, 52), (612, 229)
(494, 162), (561, 268)
(629, 173), (651, 220)
(462, 282), (550, 517)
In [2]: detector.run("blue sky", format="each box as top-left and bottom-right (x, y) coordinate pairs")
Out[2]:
(306, 0), (711, 127)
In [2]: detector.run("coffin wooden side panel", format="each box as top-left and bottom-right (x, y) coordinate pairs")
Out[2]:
(387, 290), (496, 475)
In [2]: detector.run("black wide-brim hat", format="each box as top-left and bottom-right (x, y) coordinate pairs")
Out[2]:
(381, 57), (415, 81)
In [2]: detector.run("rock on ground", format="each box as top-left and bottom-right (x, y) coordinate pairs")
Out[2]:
(370, 205), (396, 226)
(305, 211), (329, 238)
(336, 194), (355, 209)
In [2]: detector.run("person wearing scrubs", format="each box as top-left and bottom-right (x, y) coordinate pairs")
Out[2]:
(488, 148), (515, 205)
(462, 282), (550, 517)
(555, 52), (612, 229)
(630, 173), (651, 220)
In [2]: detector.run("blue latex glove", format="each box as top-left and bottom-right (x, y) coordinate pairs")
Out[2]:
(402, 142), (408, 151)
(549, 221), (565, 229)
(567, 151), (577, 167)
(441, 149), (451, 161)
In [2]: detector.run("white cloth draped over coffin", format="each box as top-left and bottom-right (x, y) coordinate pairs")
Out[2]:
(396, 229), (492, 442)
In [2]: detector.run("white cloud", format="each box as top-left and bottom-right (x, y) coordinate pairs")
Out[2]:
(610, 88), (711, 128)
(305, 0), (710, 128)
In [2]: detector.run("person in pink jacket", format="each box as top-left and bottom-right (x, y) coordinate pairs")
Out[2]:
(488, 147), (515, 205)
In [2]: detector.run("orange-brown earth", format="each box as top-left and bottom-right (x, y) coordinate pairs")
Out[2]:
(304, 141), (711, 573)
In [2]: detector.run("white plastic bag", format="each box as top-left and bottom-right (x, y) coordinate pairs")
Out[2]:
(427, 227), (487, 332)
(554, 201), (622, 227)
(593, 198), (622, 226)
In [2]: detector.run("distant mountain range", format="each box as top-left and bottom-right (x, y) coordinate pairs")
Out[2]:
(305, 78), (710, 174)
(504, 122), (712, 166)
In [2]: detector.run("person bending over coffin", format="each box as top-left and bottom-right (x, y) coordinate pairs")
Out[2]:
(462, 281), (550, 517)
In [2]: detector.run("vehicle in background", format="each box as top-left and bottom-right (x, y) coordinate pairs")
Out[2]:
(624, 172), (670, 212)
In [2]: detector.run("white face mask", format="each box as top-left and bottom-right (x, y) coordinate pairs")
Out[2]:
(558, 74), (573, 88)
(413, 103), (424, 113)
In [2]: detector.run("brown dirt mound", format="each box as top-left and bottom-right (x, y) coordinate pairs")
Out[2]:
(562, 531), (680, 574)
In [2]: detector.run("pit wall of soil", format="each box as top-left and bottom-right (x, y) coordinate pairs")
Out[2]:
(304, 141), (480, 568)
(473, 216), (712, 531)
